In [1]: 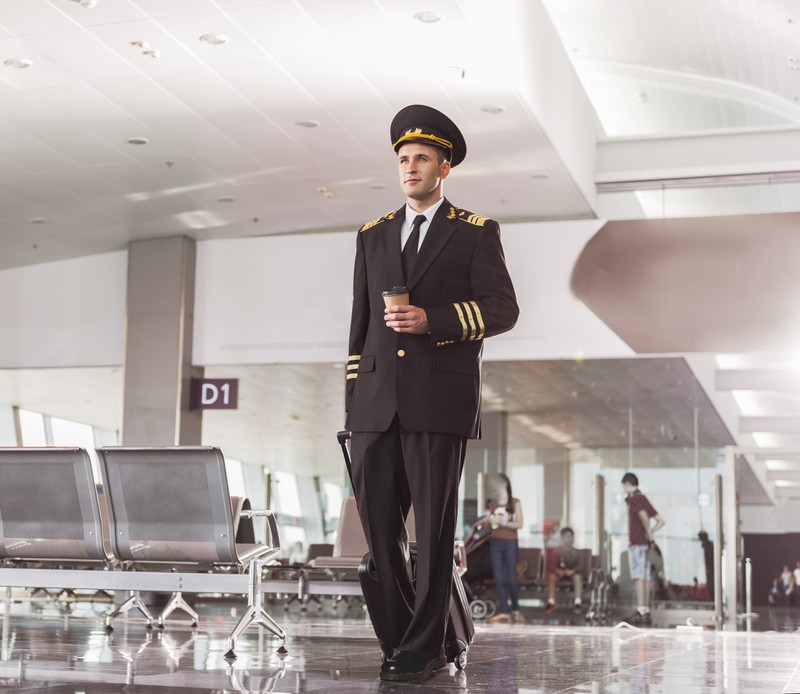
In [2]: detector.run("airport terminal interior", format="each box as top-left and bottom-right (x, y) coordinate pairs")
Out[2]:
(3, 0), (800, 692)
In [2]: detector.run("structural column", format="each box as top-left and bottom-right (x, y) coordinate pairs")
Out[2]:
(724, 447), (739, 626)
(122, 236), (203, 445)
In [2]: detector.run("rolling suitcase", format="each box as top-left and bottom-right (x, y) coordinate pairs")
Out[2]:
(358, 549), (473, 669)
(337, 431), (474, 670)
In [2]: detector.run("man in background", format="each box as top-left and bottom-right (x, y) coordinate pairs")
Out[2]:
(545, 526), (584, 615)
(621, 472), (665, 625)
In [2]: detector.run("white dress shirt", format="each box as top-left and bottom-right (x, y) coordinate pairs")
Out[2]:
(400, 197), (446, 253)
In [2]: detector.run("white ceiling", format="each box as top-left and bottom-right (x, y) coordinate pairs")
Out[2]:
(542, 0), (800, 138)
(0, 0), (592, 270)
(543, 0), (800, 219)
(2, 0), (797, 251)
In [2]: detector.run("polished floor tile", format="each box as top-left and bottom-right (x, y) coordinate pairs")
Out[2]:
(2, 596), (800, 693)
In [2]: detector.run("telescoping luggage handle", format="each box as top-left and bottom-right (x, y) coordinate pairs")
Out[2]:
(336, 430), (354, 486)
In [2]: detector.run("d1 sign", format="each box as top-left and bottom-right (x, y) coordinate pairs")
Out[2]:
(190, 378), (239, 410)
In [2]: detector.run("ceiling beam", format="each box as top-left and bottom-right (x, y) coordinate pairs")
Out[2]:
(716, 369), (800, 392)
(740, 416), (800, 433)
(597, 128), (800, 188)
(767, 471), (800, 482)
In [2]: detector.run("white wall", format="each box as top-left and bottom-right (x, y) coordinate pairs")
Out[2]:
(0, 220), (633, 370)
(193, 219), (632, 366)
(0, 251), (127, 368)
(740, 504), (800, 534)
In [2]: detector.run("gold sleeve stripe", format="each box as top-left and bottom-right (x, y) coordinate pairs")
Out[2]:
(348, 355), (361, 362)
(461, 301), (477, 341)
(469, 301), (485, 340)
(453, 302), (468, 342)
(346, 373), (358, 380)
(346, 364), (359, 371)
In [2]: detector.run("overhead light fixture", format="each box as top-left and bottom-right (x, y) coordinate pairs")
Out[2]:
(29, 217), (48, 225)
(69, 0), (98, 7)
(295, 119), (320, 128)
(369, 183), (386, 190)
(130, 41), (150, 49)
(414, 11), (442, 23)
(4, 58), (33, 69)
(531, 172), (551, 180)
(217, 195), (237, 203)
(126, 136), (149, 145)
(597, 169), (800, 192)
(199, 34), (230, 46)
(142, 50), (161, 59)
(317, 186), (333, 199)
(479, 105), (505, 114)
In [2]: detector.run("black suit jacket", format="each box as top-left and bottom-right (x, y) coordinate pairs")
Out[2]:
(345, 199), (518, 438)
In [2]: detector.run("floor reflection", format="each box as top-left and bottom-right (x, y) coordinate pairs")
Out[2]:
(2, 598), (800, 692)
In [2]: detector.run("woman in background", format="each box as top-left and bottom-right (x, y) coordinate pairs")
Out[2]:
(487, 473), (525, 623)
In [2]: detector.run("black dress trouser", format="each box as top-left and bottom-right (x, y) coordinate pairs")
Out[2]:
(350, 415), (466, 660)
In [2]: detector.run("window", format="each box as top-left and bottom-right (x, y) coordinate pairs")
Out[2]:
(322, 482), (344, 537)
(50, 416), (95, 449)
(273, 471), (302, 517)
(18, 409), (46, 446)
(225, 458), (246, 497)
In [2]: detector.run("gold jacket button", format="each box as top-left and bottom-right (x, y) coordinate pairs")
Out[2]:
(397, 349), (406, 358)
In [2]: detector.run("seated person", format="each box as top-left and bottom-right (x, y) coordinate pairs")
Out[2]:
(546, 527), (583, 615)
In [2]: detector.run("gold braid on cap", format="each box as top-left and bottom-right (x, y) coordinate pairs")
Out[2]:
(393, 130), (453, 151)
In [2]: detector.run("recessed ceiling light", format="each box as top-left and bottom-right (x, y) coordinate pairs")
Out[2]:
(69, 0), (98, 7)
(369, 183), (386, 190)
(199, 34), (230, 46)
(480, 105), (505, 114)
(295, 119), (320, 128)
(126, 136), (149, 145)
(130, 40), (150, 49)
(530, 172), (551, 180)
(4, 58), (33, 69)
(414, 11), (442, 23)
(29, 217), (48, 225)
(142, 50), (161, 59)
(217, 195), (237, 203)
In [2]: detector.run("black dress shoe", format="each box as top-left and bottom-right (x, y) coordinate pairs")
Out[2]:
(379, 650), (447, 682)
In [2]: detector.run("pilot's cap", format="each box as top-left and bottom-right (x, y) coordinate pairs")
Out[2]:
(390, 104), (466, 167)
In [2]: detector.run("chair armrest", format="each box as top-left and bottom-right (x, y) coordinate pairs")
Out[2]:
(239, 509), (281, 551)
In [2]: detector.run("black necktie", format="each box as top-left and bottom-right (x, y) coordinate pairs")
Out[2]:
(403, 214), (426, 281)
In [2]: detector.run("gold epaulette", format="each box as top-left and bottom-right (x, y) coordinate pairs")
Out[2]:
(359, 210), (397, 232)
(446, 206), (492, 228)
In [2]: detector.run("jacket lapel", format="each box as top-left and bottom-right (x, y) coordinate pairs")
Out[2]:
(380, 206), (405, 288)
(407, 199), (456, 290)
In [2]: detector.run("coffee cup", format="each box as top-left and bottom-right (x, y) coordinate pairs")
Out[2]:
(382, 286), (409, 308)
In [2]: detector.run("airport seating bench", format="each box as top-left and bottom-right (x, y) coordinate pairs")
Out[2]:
(0, 446), (298, 659)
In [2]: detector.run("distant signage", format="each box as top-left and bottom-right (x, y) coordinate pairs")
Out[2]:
(190, 378), (239, 410)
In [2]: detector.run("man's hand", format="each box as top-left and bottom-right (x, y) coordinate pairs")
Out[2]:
(384, 305), (429, 334)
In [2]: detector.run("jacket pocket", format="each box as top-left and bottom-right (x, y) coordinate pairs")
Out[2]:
(432, 355), (478, 376)
(357, 355), (375, 373)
